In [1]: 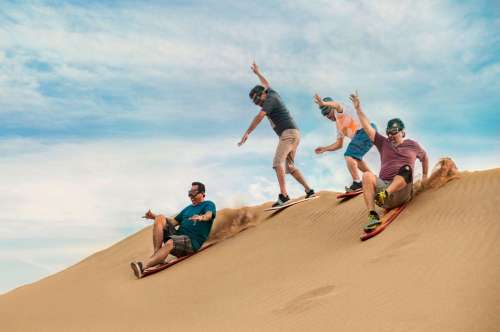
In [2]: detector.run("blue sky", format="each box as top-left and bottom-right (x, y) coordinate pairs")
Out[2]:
(0, 1), (499, 293)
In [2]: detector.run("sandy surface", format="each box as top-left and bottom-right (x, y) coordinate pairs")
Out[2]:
(1, 169), (499, 332)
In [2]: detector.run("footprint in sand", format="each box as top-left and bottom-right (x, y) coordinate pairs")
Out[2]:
(274, 285), (337, 315)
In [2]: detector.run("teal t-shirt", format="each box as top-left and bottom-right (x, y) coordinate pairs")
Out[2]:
(175, 200), (216, 251)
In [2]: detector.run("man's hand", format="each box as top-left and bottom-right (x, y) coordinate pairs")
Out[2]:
(189, 215), (204, 222)
(238, 133), (249, 146)
(142, 209), (156, 220)
(315, 146), (326, 154)
(314, 94), (324, 107)
(251, 61), (260, 75)
(349, 91), (361, 110)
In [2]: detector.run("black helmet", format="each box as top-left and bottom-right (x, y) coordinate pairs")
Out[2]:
(386, 118), (405, 134)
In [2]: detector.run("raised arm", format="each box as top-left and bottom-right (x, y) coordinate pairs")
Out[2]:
(349, 91), (376, 142)
(238, 110), (266, 146)
(314, 94), (343, 113)
(251, 62), (270, 89)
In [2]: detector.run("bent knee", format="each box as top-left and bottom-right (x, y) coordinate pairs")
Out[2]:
(154, 214), (166, 225)
(362, 171), (376, 182)
(164, 239), (174, 250)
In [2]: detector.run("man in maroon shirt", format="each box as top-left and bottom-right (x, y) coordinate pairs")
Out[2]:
(349, 92), (429, 232)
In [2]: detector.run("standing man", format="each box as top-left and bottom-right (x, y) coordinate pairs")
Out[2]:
(238, 62), (315, 207)
(349, 92), (428, 232)
(130, 182), (216, 278)
(313, 94), (376, 192)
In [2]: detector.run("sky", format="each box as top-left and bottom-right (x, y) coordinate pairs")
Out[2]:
(0, 0), (499, 294)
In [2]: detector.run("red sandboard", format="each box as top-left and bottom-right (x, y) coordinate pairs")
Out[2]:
(360, 204), (407, 241)
(140, 242), (216, 278)
(336, 190), (363, 200)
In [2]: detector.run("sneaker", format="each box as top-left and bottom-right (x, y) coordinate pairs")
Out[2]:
(130, 261), (144, 279)
(345, 181), (362, 192)
(363, 213), (381, 232)
(375, 190), (388, 207)
(305, 189), (315, 198)
(272, 194), (290, 207)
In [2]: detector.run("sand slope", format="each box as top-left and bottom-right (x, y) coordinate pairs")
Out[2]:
(1, 169), (499, 332)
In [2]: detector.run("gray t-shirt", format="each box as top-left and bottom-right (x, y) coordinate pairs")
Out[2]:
(261, 88), (298, 136)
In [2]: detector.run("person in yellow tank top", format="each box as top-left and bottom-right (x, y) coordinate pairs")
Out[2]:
(314, 94), (377, 192)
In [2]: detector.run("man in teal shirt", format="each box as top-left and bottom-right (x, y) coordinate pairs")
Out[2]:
(131, 182), (216, 278)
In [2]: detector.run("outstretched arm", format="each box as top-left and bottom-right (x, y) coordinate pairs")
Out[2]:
(238, 110), (266, 146)
(315, 137), (344, 154)
(349, 91), (376, 142)
(142, 209), (179, 225)
(251, 62), (270, 89)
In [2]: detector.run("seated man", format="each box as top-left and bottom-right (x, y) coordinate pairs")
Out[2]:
(130, 181), (216, 278)
(313, 94), (376, 192)
(349, 92), (429, 231)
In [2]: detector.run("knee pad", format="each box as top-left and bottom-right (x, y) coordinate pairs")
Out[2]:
(398, 165), (413, 184)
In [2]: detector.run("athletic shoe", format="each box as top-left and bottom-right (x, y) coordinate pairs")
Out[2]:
(375, 190), (388, 207)
(345, 181), (362, 192)
(130, 261), (144, 279)
(305, 189), (315, 198)
(272, 194), (290, 207)
(363, 213), (381, 232)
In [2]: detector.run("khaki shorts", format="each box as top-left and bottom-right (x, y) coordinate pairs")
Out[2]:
(375, 178), (413, 209)
(273, 129), (300, 174)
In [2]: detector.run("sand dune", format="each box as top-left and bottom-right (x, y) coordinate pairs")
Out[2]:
(1, 169), (499, 332)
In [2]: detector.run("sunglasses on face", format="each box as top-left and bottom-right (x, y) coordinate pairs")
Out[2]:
(188, 190), (200, 198)
(387, 130), (401, 136)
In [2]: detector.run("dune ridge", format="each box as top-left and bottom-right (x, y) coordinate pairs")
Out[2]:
(0, 168), (499, 332)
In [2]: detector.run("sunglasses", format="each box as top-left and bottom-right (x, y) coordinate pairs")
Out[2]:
(188, 190), (200, 198)
(386, 130), (401, 136)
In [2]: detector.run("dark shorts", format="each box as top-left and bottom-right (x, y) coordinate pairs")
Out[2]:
(163, 222), (194, 258)
(344, 123), (376, 161)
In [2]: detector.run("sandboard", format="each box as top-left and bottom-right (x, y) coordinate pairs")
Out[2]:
(336, 190), (363, 200)
(140, 242), (216, 278)
(360, 204), (407, 241)
(138, 226), (251, 279)
(263, 195), (319, 212)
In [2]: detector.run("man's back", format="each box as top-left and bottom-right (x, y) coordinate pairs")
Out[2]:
(261, 88), (298, 136)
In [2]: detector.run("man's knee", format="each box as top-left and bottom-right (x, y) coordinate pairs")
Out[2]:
(287, 163), (297, 174)
(154, 215), (166, 227)
(362, 171), (376, 183)
(164, 239), (174, 251)
(397, 165), (413, 184)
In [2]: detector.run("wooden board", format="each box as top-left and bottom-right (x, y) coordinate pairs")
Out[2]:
(263, 195), (319, 212)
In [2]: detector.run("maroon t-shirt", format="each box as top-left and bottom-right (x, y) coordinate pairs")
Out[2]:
(374, 132), (427, 181)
